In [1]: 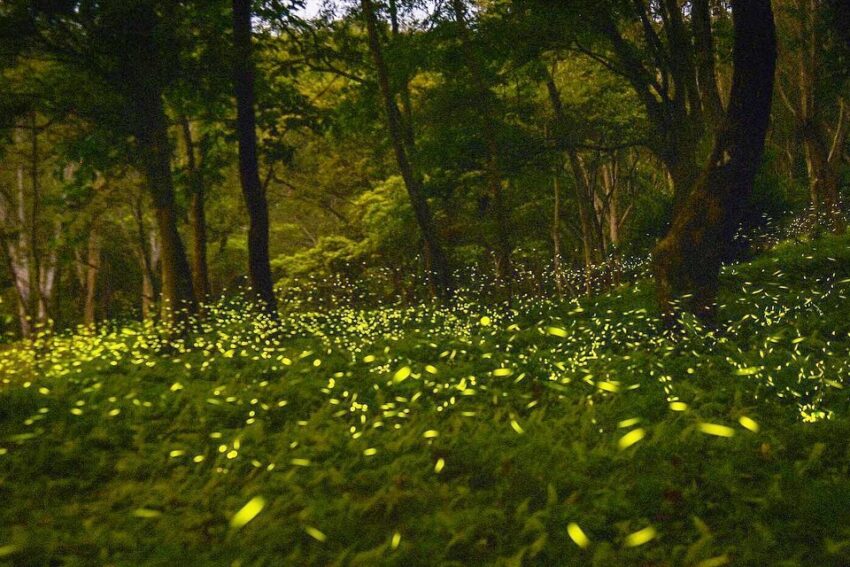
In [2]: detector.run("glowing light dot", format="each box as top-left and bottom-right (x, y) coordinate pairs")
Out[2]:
(624, 525), (656, 547)
(618, 428), (646, 450)
(230, 496), (265, 529)
(738, 416), (760, 432)
(698, 423), (736, 437)
(567, 522), (590, 549)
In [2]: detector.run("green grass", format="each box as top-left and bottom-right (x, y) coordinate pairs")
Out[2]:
(3, 235), (850, 566)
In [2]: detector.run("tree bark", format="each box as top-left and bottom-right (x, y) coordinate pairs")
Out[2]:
(180, 115), (211, 306)
(692, 0), (725, 126)
(802, 119), (845, 233)
(232, 0), (279, 318)
(82, 227), (100, 326)
(552, 164), (565, 296)
(135, 90), (197, 322)
(361, 0), (453, 300)
(653, 0), (777, 323)
(450, 0), (512, 288)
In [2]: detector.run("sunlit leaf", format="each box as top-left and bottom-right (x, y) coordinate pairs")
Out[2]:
(305, 526), (327, 542)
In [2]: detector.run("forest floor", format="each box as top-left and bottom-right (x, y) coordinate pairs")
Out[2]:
(2, 235), (850, 566)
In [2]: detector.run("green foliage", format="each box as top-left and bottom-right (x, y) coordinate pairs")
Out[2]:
(3, 236), (850, 564)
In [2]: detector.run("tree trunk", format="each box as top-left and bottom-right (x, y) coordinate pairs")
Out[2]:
(803, 121), (845, 233)
(567, 150), (600, 294)
(135, 91), (196, 322)
(654, 0), (776, 323)
(232, 0), (279, 318)
(83, 228), (100, 326)
(545, 71), (600, 294)
(450, 0), (512, 288)
(552, 166), (565, 296)
(180, 115), (211, 305)
(692, 0), (725, 126)
(361, 0), (453, 300)
(132, 194), (159, 321)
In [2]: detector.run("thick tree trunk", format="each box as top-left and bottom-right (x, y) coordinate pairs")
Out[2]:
(653, 0), (777, 323)
(180, 115), (211, 305)
(232, 0), (279, 318)
(361, 0), (453, 300)
(135, 92), (196, 322)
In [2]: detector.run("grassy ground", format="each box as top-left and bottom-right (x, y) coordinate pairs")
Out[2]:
(2, 235), (850, 566)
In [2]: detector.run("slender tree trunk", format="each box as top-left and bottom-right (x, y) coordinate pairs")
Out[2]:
(232, 0), (279, 318)
(361, 0), (453, 300)
(83, 228), (100, 326)
(0, 167), (31, 338)
(180, 115), (211, 305)
(552, 166), (564, 296)
(803, 121), (845, 233)
(653, 0), (777, 323)
(692, 0), (725, 126)
(450, 0), (512, 288)
(567, 150), (599, 294)
(545, 71), (599, 293)
(132, 192), (159, 321)
(29, 112), (44, 326)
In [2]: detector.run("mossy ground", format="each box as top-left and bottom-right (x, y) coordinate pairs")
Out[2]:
(2, 235), (850, 566)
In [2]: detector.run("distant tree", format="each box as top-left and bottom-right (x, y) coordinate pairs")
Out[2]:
(360, 0), (454, 300)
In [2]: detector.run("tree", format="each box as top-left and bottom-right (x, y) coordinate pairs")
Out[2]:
(449, 0), (513, 287)
(653, 0), (777, 323)
(0, 1), (199, 322)
(232, 0), (280, 317)
(360, 0), (454, 300)
(776, 0), (847, 234)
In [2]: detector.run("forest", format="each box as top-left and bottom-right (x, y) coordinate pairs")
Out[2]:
(0, 0), (849, 564)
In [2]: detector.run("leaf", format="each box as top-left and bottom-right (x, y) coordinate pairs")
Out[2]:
(697, 555), (730, 567)
(305, 526), (327, 542)
(132, 508), (162, 519)
(0, 544), (20, 558)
